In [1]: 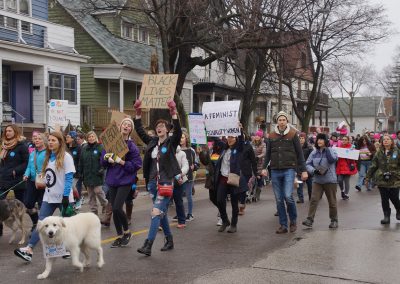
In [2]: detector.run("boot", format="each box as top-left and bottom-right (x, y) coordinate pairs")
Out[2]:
(125, 202), (133, 225)
(397, 210), (400, 221)
(255, 187), (261, 201)
(238, 204), (245, 216)
(137, 239), (153, 256)
(101, 202), (112, 226)
(0, 223), (3, 237)
(381, 210), (391, 224)
(160, 235), (174, 251)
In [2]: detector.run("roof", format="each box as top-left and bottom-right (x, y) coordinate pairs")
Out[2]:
(57, 0), (161, 72)
(328, 96), (383, 118)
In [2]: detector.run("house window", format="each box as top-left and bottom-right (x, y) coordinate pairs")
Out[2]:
(19, 0), (28, 15)
(301, 52), (307, 68)
(138, 26), (149, 44)
(122, 22), (134, 40)
(218, 57), (228, 73)
(6, 0), (16, 12)
(6, 17), (17, 29)
(21, 20), (31, 33)
(109, 81), (120, 109)
(2, 0), (31, 14)
(48, 73), (77, 104)
(0, 1), (3, 9)
(0, 15), (4, 26)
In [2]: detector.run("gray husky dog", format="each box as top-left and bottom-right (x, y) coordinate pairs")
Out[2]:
(0, 199), (27, 244)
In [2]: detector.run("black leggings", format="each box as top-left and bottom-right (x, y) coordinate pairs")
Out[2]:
(216, 177), (239, 226)
(378, 187), (400, 214)
(109, 185), (131, 236)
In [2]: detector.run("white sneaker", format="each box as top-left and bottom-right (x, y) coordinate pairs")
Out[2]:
(74, 200), (82, 210)
(217, 217), (223, 226)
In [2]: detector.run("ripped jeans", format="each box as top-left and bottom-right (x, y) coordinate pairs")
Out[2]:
(147, 180), (172, 241)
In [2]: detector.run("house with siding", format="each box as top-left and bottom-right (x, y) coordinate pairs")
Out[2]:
(48, 0), (193, 129)
(0, 0), (88, 133)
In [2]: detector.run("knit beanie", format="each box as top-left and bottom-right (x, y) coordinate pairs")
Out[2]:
(255, 130), (263, 138)
(276, 111), (288, 121)
(120, 117), (134, 136)
(68, 131), (77, 139)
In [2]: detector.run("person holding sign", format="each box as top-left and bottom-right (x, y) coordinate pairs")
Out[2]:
(14, 132), (75, 262)
(336, 136), (358, 200)
(101, 117), (142, 248)
(134, 98), (182, 256)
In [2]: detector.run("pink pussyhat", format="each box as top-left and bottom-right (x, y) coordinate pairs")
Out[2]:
(373, 133), (381, 140)
(255, 130), (263, 138)
(391, 133), (396, 139)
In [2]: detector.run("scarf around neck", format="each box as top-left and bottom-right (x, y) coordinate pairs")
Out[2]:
(0, 138), (18, 160)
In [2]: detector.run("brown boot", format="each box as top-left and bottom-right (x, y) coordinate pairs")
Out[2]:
(101, 202), (112, 226)
(238, 204), (245, 216)
(125, 202), (133, 225)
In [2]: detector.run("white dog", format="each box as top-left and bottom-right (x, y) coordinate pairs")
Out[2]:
(36, 212), (104, 280)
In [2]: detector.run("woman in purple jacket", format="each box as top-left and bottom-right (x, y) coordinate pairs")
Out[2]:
(101, 117), (142, 248)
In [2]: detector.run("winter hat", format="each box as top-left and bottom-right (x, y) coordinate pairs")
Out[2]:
(68, 131), (77, 139)
(299, 132), (307, 138)
(255, 130), (263, 138)
(316, 133), (329, 146)
(373, 133), (381, 140)
(331, 132), (339, 138)
(276, 111), (288, 121)
(120, 117), (134, 136)
(391, 133), (396, 139)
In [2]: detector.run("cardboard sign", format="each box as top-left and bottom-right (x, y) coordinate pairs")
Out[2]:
(43, 243), (66, 258)
(111, 111), (131, 126)
(99, 122), (129, 158)
(188, 114), (207, 145)
(333, 147), (360, 160)
(139, 74), (178, 109)
(48, 100), (68, 127)
(202, 101), (241, 137)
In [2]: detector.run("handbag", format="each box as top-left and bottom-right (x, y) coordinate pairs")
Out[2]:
(227, 173), (240, 187)
(157, 183), (174, 197)
(34, 151), (46, 189)
(314, 152), (328, 175)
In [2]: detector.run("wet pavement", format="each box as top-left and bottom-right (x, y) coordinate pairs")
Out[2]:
(1, 177), (399, 283)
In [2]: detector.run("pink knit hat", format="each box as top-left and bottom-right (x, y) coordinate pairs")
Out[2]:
(255, 130), (263, 138)
(391, 133), (396, 139)
(373, 133), (381, 140)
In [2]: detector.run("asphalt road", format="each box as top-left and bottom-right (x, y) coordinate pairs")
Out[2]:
(0, 177), (396, 283)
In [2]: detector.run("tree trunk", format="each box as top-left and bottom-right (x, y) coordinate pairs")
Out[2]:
(240, 93), (254, 134)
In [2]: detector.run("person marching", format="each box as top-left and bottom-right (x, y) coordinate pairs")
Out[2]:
(336, 135), (358, 200)
(101, 117), (142, 248)
(14, 132), (75, 262)
(134, 99), (182, 256)
(365, 134), (400, 225)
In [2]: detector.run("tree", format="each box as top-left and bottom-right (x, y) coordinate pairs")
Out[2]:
(290, 0), (390, 132)
(324, 60), (375, 131)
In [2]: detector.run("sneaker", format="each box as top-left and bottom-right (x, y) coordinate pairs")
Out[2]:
(341, 191), (346, 199)
(186, 214), (194, 221)
(62, 251), (71, 259)
(120, 232), (132, 246)
(14, 247), (33, 262)
(177, 223), (186, 229)
(289, 222), (297, 233)
(274, 211), (279, 216)
(171, 216), (178, 222)
(276, 226), (288, 234)
(101, 220), (110, 227)
(329, 220), (338, 229)
(217, 217), (223, 226)
(302, 218), (313, 228)
(343, 194), (349, 200)
(111, 238), (123, 248)
(355, 186), (361, 192)
(74, 199), (82, 210)
(296, 200), (304, 204)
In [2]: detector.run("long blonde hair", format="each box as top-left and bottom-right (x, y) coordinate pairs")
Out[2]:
(41, 132), (67, 172)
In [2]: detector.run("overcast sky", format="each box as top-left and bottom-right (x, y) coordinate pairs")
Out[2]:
(369, 0), (400, 72)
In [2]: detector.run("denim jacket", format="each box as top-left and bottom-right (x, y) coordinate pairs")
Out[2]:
(306, 147), (338, 184)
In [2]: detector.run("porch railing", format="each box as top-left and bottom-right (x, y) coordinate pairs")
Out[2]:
(1, 102), (26, 133)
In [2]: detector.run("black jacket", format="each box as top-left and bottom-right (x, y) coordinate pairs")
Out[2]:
(134, 118), (182, 181)
(0, 141), (29, 190)
(68, 143), (81, 178)
(240, 141), (257, 177)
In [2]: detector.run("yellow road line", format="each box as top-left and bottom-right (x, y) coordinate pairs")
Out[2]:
(101, 223), (177, 244)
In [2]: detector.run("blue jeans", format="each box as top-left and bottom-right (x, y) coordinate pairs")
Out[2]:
(28, 202), (60, 248)
(147, 180), (172, 241)
(357, 160), (372, 190)
(297, 175), (313, 201)
(173, 182), (186, 224)
(183, 181), (194, 215)
(271, 169), (297, 228)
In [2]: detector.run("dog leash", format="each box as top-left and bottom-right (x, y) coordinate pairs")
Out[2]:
(0, 180), (26, 198)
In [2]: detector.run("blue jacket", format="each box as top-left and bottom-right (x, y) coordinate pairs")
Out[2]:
(24, 149), (46, 181)
(306, 147), (338, 184)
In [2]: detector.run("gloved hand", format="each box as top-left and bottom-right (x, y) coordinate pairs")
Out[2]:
(313, 169), (321, 175)
(133, 100), (142, 116)
(104, 153), (122, 164)
(62, 196), (69, 211)
(167, 99), (177, 116)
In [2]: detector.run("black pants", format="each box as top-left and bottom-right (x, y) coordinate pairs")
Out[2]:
(378, 187), (400, 214)
(209, 187), (218, 207)
(24, 180), (44, 225)
(109, 185), (131, 236)
(216, 177), (239, 226)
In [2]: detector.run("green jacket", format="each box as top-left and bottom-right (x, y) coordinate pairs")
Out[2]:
(79, 143), (104, 187)
(366, 147), (400, 188)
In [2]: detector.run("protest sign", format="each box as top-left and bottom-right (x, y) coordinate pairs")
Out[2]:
(99, 122), (129, 158)
(48, 100), (68, 127)
(139, 74), (178, 109)
(333, 147), (360, 160)
(202, 101), (241, 137)
(111, 111), (131, 126)
(188, 114), (207, 145)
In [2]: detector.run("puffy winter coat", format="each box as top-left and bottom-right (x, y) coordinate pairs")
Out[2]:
(366, 147), (400, 188)
(336, 143), (358, 175)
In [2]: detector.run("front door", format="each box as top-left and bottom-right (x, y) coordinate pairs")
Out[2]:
(12, 71), (32, 123)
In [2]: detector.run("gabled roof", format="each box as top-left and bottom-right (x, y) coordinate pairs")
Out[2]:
(328, 96), (384, 118)
(57, 0), (161, 72)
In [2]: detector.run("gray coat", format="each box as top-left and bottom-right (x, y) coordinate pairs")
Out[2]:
(306, 147), (338, 184)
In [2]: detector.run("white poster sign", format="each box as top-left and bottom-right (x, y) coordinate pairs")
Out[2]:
(48, 100), (68, 127)
(188, 114), (207, 145)
(202, 101), (241, 137)
(334, 147), (360, 160)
